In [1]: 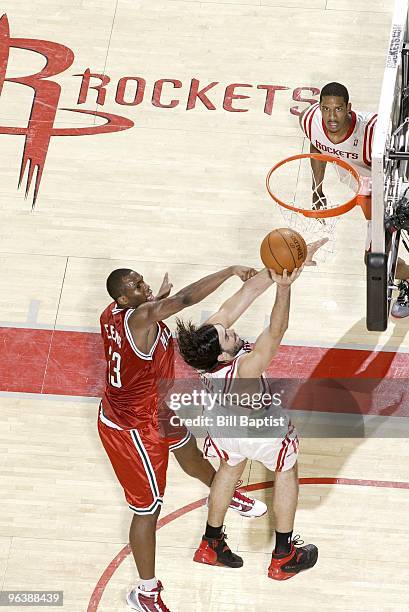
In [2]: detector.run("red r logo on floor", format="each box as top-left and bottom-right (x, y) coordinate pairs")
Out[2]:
(0, 14), (134, 207)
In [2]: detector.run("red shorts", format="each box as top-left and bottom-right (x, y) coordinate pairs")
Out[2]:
(98, 406), (191, 515)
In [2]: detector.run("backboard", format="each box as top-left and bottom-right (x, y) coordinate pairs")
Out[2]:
(367, 0), (409, 331)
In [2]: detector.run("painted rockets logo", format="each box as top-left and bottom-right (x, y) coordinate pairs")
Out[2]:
(0, 14), (133, 207)
(0, 14), (319, 207)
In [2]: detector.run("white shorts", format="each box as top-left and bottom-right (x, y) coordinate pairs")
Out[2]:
(203, 423), (299, 472)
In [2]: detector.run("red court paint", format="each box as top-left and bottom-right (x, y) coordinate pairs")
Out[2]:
(1, 326), (409, 398)
(0, 327), (53, 393)
(86, 477), (409, 612)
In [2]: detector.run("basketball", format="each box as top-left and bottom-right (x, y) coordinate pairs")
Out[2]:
(260, 228), (307, 274)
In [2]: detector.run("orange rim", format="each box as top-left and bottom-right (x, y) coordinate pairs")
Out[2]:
(266, 153), (361, 218)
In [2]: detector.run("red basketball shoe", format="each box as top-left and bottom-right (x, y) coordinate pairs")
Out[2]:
(193, 527), (243, 568)
(268, 536), (318, 580)
(126, 580), (170, 611)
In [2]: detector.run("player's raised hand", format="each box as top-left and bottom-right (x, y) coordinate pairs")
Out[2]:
(232, 266), (259, 282)
(268, 266), (304, 286)
(155, 272), (173, 300)
(305, 237), (329, 266)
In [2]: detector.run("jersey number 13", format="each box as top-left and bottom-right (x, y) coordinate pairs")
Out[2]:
(108, 346), (122, 388)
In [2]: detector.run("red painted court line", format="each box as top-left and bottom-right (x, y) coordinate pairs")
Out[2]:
(87, 498), (205, 612)
(245, 477), (409, 491)
(0, 328), (53, 393)
(86, 477), (409, 612)
(1, 327), (409, 398)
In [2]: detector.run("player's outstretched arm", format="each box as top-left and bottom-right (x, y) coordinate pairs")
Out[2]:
(237, 267), (303, 379)
(304, 238), (329, 266)
(204, 268), (274, 329)
(128, 265), (257, 330)
(202, 240), (328, 328)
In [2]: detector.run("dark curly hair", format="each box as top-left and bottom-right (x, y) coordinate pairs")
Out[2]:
(320, 82), (349, 105)
(176, 319), (221, 371)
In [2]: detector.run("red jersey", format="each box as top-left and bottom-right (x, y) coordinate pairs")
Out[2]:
(100, 302), (175, 430)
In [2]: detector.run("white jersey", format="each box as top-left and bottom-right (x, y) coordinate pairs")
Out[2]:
(199, 344), (298, 472)
(199, 343), (288, 438)
(301, 103), (377, 177)
(200, 344), (271, 409)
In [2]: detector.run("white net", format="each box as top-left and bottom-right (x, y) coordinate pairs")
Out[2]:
(268, 154), (360, 261)
(277, 208), (338, 262)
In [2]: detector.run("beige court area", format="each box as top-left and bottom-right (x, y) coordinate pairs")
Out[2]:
(1, 1), (409, 611)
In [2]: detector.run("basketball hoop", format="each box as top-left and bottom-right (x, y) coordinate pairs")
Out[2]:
(266, 153), (371, 220)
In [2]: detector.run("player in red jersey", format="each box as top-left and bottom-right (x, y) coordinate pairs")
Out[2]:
(98, 265), (267, 612)
(299, 81), (409, 317)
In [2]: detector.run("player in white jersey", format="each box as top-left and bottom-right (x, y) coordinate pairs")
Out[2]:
(176, 240), (326, 580)
(300, 82), (409, 318)
(301, 95), (375, 177)
(299, 82), (375, 200)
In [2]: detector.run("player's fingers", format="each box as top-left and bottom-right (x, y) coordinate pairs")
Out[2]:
(307, 237), (328, 251)
(291, 265), (303, 280)
(267, 268), (279, 281)
(289, 267), (298, 280)
(313, 237), (328, 249)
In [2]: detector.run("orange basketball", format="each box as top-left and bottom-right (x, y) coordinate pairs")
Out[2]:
(260, 228), (307, 274)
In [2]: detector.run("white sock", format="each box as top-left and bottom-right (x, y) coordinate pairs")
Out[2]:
(139, 578), (158, 592)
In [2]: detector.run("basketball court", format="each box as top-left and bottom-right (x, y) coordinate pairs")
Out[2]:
(1, 0), (409, 610)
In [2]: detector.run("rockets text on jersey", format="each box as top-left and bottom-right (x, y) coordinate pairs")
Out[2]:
(301, 102), (377, 177)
